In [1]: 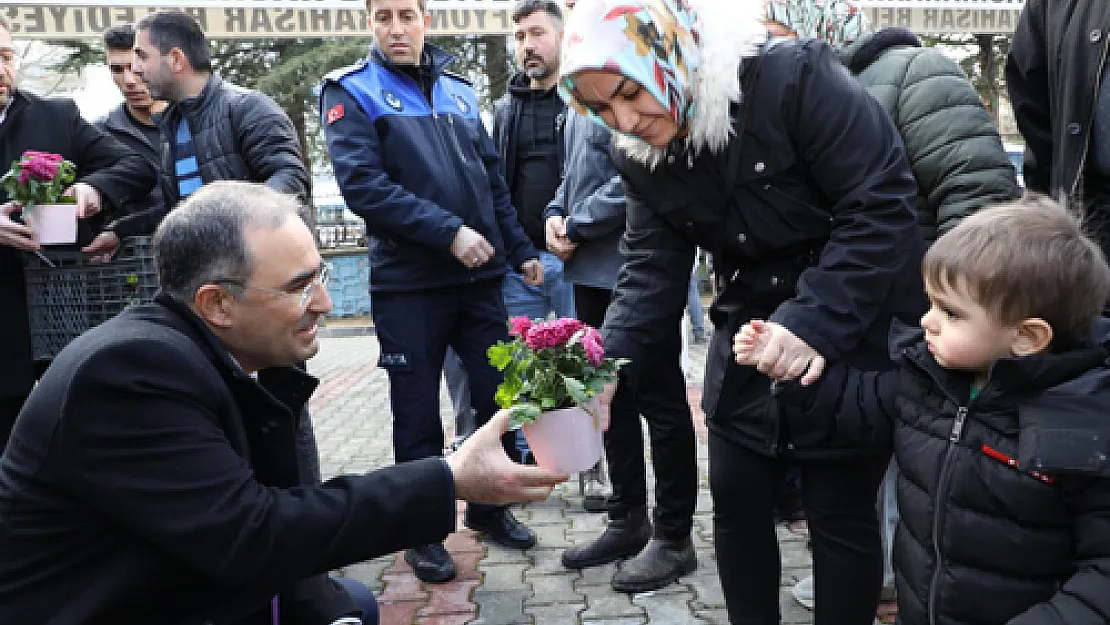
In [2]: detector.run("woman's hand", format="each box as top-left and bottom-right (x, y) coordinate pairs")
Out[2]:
(733, 319), (825, 386)
(0, 201), (39, 252)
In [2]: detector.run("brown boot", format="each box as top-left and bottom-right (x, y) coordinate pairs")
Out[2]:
(561, 506), (651, 569)
(610, 535), (696, 593)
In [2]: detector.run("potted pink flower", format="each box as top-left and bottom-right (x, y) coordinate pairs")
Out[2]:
(488, 316), (628, 472)
(1, 150), (78, 244)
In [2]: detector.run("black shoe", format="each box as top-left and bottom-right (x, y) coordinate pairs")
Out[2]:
(611, 536), (697, 593)
(404, 543), (456, 583)
(464, 508), (537, 549)
(561, 506), (652, 570)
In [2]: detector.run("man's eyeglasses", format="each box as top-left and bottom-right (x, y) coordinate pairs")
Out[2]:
(215, 262), (331, 309)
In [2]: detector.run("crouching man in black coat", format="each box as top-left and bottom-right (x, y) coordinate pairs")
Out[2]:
(736, 196), (1110, 625)
(0, 181), (567, 625)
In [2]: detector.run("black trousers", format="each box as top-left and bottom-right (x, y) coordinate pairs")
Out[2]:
(372, 278), (514, 518)
(576, 285), (699, 539)
(709, 429), (888, 625)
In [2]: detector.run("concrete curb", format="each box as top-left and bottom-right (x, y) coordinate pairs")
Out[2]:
(319, 325), (376, 338)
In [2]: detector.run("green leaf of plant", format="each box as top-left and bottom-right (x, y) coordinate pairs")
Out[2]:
(508, 403), (543, 428)
(562, 374), (589, 405)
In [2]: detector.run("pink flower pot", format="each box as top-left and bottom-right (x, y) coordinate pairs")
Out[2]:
(522, 400), (604, 474)
(26, 203), (77, 245)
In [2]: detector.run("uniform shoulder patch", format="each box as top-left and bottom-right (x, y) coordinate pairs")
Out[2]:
(442, 70), (474, 87)
(326, 103), (345, 125)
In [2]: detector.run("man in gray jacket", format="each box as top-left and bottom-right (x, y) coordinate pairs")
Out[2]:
(544, 1), (698, 592)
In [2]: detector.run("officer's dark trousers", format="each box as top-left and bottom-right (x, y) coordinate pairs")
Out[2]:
(600, 315), (698, 541)
(371, 278), (514, 517)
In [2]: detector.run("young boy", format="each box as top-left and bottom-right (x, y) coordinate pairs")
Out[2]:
(734, 195), (1110, 625)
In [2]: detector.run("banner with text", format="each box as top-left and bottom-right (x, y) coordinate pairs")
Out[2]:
(4, 1), (1028, 39)
(3, 5), (514, 38)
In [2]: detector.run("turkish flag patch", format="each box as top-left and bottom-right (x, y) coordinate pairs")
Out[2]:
(326, 103), (344, 125)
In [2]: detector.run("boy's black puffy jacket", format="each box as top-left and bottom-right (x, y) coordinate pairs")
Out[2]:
(774, 322), (1110, 625)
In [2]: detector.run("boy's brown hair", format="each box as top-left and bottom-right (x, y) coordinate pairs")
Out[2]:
(923, 194), (1110, 347)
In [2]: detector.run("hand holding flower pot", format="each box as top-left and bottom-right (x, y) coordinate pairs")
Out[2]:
(488, 317), (629, 473)
(0, 151), (79, 245)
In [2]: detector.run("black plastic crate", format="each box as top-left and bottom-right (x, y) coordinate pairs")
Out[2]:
(24, 237), (157, 361)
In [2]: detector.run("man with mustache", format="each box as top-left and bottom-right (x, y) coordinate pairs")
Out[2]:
(0, 15), (155, 448)
(322, 0), (544, 584)
(0, 181), (568, 624)
(91, 24), (167, 239)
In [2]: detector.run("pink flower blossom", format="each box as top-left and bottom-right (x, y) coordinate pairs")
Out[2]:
(508, 316), (534, 337)
(17, 169), (31, 185)
(581, 328), (605, 367)
(25, 158), (58, 181)
(524, 317), (586, 350)
(23, 151), (63, 163)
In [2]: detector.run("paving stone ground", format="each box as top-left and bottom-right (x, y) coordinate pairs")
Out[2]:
(307, 331), (815, 625)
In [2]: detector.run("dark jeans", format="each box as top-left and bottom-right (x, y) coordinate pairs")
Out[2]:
(371, 279), (515, 519)
(577, 286), (698, 539)
(709, 429), (888, 625)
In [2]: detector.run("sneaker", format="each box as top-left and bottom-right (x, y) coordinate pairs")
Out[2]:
(404, 543), (456, 583)
(793, 575), (815, 610)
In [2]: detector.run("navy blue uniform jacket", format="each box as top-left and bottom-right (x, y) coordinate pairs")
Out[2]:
(321, 44), (537, 292)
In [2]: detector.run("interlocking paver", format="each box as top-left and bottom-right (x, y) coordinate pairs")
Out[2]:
(580, 594), (644, 620)
(309, 329), (815, 624)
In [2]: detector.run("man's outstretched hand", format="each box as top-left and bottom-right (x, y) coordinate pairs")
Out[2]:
(446, 410), (569, 504)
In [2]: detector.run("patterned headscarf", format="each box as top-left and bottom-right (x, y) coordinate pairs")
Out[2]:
(559, 0), (701, 135)
(764, 0), (869, 47)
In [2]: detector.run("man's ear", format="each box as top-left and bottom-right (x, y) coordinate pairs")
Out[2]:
(1012, 318), (1054, 357)
(170, 47), (188, 73)
(194, 284), (236, 329)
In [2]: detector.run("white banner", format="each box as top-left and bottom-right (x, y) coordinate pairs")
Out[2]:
(857, 0), (1023, 7)
(2, 5), (514, 38)
(864, 6), (1022, 33)
(15, 0), (519, 7)
(2, 2), (1028, 39)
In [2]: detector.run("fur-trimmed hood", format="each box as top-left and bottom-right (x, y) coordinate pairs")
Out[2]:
(615, 0), (768, 169)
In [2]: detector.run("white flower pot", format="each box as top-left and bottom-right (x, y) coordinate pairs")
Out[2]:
(522, 399), (604, 474)
(26, 203), (77, 245)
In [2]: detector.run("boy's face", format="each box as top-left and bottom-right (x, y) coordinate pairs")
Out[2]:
(920, 279), (1021, 376)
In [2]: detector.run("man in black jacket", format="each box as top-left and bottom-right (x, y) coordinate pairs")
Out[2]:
(84, 10), (327, 484)
(84, 10), (310, 253)
(492, 0), (574, 321)
(0, 15), (156, 449)
(0, 181), (567, 625)
(92, 24), (166, 230)
(1008, 0), (1110, 260)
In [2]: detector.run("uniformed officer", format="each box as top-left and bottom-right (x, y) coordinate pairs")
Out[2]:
(321, 0), (544, 584)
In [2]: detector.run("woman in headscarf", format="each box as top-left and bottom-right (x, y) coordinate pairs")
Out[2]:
(559, 1), (926, 623)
